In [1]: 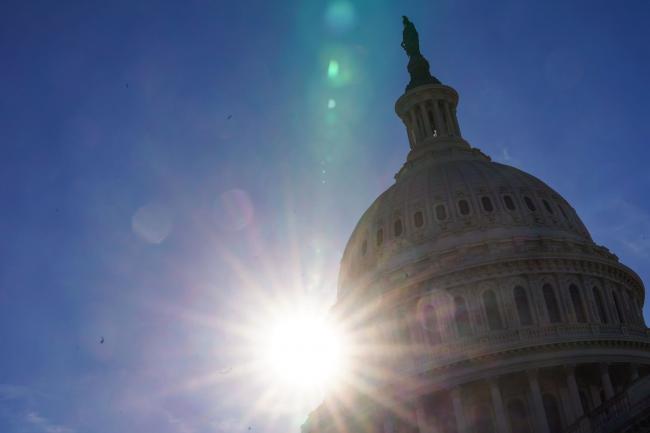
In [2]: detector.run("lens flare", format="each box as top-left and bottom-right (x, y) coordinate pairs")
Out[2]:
(327, 59), (340, 79)
(132, 203), (173, 244)
(324, 1), (356, 34)
(264, 312), (345, 389)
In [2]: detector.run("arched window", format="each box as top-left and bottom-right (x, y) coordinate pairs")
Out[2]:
(507, 399), (532, 433)
(483, 290), (503, 330)
(613, 291), (625, 323)
(413, 211), (424, 228)
(454, 296), (471, 337)
(376, 228), (384, 246)
(593, 287), (608, 324)
(481, 196), (494, 212)
(543, 394), (563, 432)
(458, 199), (470, 216)
(514, 286), (533, 326)
(422, 304), (441, 345)
(435, 204), (447, 221)
(394, 219), (403, 237)
(570, 285), (587, 323)
(524, 196), (536, 212)
(543, 284), (561, 323)
(360, 240), (367, 256)
(503, 195), (516, 211)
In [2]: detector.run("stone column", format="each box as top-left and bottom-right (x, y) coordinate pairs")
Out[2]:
(526, 369), (551, 433)
(419, 103), (434, 138)
(452, 107), (461, 137)
(630, 363), (640, 382)
(403, 113), (415, 149)
(565, 364), (584, 420)
(443, 102), (455, 136)
(415, 399), (437, 433)
(408, 109), (422, 143)
(451, 387), (468, 433)
(600, 363), (614, 400)
(487, 378), (510, 433)
(432, 101), (446, 137)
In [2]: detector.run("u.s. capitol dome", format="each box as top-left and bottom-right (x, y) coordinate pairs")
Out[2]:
(304, 17), (650, 433)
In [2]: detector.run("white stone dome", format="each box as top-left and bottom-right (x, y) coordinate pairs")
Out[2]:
(339, 146), (594, 298)
(306, 19), (650, 433)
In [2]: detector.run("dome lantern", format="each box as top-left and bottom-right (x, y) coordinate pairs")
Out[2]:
(397, 17), (470, 163)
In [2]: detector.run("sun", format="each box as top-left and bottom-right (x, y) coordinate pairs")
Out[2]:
(262, 310), (346, 391)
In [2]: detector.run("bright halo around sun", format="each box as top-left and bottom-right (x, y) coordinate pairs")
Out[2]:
(262, 310), (346, 391)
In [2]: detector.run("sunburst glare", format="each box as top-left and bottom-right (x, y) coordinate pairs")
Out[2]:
(263, 310), (345, 390)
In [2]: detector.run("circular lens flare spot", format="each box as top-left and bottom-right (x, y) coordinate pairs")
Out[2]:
(324, 1), (356, 34)
(132, 203), (173, 244)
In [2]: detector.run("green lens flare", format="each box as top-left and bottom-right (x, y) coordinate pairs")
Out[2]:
(327, 60), (339, 79)
(325, 1), (356, 33)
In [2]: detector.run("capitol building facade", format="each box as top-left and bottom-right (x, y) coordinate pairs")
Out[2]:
(303, 18), (650, 433)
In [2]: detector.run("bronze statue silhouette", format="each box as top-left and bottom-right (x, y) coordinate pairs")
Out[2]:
(400, 16), (440, 91)
(401, 16), (420, 57)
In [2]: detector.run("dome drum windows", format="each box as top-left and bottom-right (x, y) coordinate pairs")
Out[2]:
(376, 228), (384, 247)
(393, 219), (403, 237)
(503, 195), (517, 211)
(458, 199), (471, 216)
(542, 199), (554, 215)
(481, 196), (494, 213)
(524, 196), (537, 212)
(435, 204), (448, 221)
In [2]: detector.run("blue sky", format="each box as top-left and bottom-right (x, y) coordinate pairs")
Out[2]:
(1, 1), (650, 432)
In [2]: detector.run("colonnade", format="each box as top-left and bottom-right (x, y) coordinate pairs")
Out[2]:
(400, 95), (461, 148)
(386, 363), (643, 433)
